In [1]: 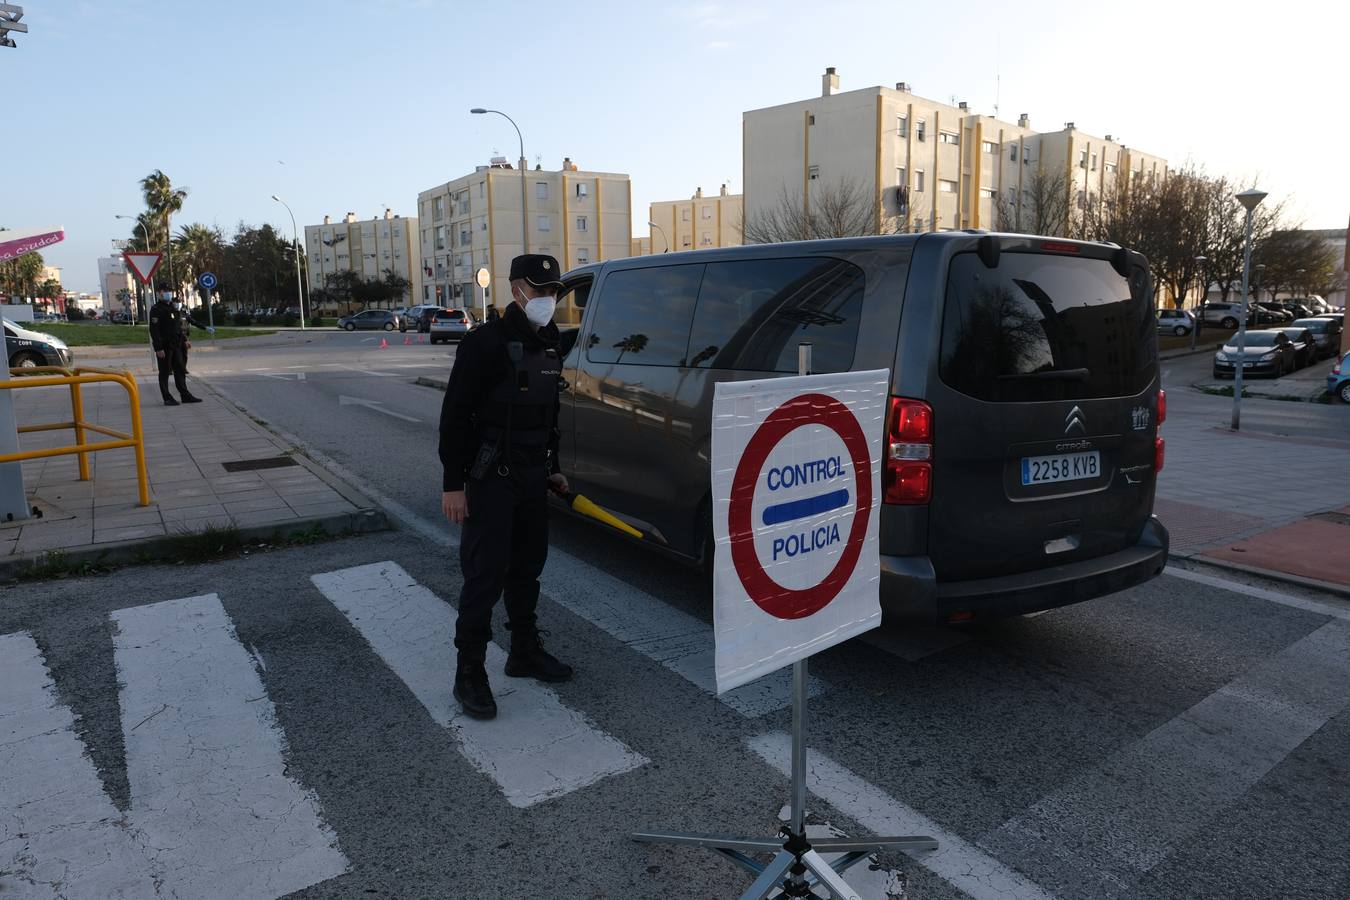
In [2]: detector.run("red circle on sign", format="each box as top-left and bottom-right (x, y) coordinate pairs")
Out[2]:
(728, 393), (872, 620)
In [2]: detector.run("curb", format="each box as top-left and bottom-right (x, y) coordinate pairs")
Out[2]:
(1167, 549), (1350, 601)
(0, 509), (386, 583)
(1188, 379), (1330, 404)
(1159, 344), (1222, 361)
(414, 376), (448, 391)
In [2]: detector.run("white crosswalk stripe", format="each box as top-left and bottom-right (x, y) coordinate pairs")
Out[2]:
(0, 632), (161, 899)
(112, 595), (349, 898)
(311, 561), (648, 807)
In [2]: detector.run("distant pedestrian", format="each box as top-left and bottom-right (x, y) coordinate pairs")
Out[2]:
(439, 254), (571, 720)
(149, 293), (202, 406)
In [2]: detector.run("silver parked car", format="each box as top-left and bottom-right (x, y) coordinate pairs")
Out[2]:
(336, 309), (406, 332)
(428, 308), (478, 344)
(1156, 308), (1195, 335)
(1289, 318), (1343, 360)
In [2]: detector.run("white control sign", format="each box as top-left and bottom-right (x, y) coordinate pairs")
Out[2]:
(711, 370), (888, 693)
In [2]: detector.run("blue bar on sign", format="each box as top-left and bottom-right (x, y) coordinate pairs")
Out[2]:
(761, 489), (851, 526)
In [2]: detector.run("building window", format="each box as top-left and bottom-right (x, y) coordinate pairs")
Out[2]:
(681, 236), (692, 249)
(537, 215), (551, 231)
(808, 114), (815, 125)
(939, 179), (957, 193)
(979, 187), (995, 199)
(1076, 190), (1086, 209)
(701, 205), (713, 219)
(981, 141), (996, 154)
(916, 119), (926, 142)
(1079, 149), (1088, 167)
(576, 183), (588, 198)
(434, 198), (444, 221)
(576, 216), (588, 232)
(681, 208), (691, 222)
(700, 232), (712, 246)
(915, 170), (925, 192)
(896, 166), (907, 186)
(478, 181), (485, 198)
(536, 182), (549, 200)
(459, 227), (470, 245)
(577, 248), (589, 265)
(939, 131), (959, 145)
(808, 165), (820, 180)
(435, 226), (445, 251)
(897, 115), (908, 137)
(424, 286), (431, 301)
(1106, 161), (1118, 174)
(1010, 145), (1018, 162)
(1091, 153), (1098, 171)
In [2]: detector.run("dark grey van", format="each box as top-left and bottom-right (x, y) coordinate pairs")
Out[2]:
(553, 232), (1169, 623)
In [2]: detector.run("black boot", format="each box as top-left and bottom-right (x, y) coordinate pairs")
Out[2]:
(181, 394), (203, 403)
(162, 395), (180, 406)
(453, 657), (497, 720)
(505, 627), (574, 683)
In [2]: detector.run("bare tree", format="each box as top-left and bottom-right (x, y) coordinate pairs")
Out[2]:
(1254, 229), (1340, 300)
(742, 179), (880, 244)
(1198, 176), (1283, 303)
(993, 167), (1074, 237)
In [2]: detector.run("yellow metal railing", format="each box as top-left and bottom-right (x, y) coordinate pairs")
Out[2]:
(1, 366), (151, 507)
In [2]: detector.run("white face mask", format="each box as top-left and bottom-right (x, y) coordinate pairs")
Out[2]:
(524, 295), (556, 327)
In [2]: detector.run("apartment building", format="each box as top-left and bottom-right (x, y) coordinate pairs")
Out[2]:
(642, 185), (743, 253)
(303, 209), (421, 307)
(416, 157), (631, 325)
(743, 68), (1167, 237)
(96, 256), (134, 315)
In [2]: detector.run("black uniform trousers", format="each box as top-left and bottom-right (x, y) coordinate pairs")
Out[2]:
(454, 460), (549, 661)
(157, 344), (189, 400)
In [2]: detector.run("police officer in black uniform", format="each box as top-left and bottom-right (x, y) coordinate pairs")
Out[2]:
(149, 293), (202, 406)
(439, 253), (572, 720)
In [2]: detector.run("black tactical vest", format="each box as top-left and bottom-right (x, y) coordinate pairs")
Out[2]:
(476, 341), (561, 448)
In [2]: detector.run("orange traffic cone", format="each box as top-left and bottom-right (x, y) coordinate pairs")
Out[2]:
(379, 337), (389, 349)
(404, 335), (412, 345)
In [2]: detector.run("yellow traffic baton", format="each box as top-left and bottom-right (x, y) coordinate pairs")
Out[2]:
(551, 488), (668, 546)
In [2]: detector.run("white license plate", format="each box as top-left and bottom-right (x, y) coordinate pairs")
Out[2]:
(1021, 451), (1101, 486)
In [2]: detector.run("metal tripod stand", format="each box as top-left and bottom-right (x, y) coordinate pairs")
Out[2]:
(633, 660), (939, 899)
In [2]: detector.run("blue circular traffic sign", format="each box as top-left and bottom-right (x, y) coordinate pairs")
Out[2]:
(198, 272), (217, 289)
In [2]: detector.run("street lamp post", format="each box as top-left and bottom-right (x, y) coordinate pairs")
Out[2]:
(271, 195), (307, 330)
(647, 221), (669, 254)
(1192, 254), (1207, 350)
(471, 108), (528, 255)
(1231, 188), (1267, 431)
(1254, 263), (1266, 304)
(115, 214), (153, 323)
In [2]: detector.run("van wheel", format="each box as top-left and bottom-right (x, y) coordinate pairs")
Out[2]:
(1221, 317), (1238, 329)
(10, 352), (42, 368)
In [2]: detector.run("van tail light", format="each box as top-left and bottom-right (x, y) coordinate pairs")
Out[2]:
(1154, 437), (1165, 473)
(884, 398), (933, 505)
(1157, 389), (1166, 425)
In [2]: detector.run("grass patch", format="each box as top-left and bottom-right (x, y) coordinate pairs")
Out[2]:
(32, 322), (275, 347)
(17, 550), (117, 581)
(163, 523), (247, 563)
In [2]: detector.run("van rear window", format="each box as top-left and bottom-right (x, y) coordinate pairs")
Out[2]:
(939, 252), (1155, 402)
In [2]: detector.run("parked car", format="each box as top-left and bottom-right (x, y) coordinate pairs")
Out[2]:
(4, 317), (74, 368)
(1289, 318), (1343, 360)
(1156, 308), (1195, 336)
(336, 309), (405, 332)
(1327, 350), (1350, 403)
(1276, 327), (1316, 368)
(552, 232), (1169, 624)
(1268, 299), (1313, 320)
(1254, 303), (1293, 324)
(406, 304), (440, 332)
(428, 308), (477, 344)
(1212, 329), (1297, 378)
(1200, 302), (1250, 329)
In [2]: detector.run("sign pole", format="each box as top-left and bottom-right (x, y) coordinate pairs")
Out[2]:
(633, 344), (938, 899)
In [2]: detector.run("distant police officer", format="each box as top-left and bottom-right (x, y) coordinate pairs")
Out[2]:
(439, 253), (571, 720)
(149, 293), (202, 406)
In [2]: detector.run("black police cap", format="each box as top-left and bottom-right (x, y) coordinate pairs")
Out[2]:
(509, 253), (564, 289)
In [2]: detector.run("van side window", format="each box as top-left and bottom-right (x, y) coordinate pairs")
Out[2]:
(686, 258), (865, 373)
(585, 264), (703, 366)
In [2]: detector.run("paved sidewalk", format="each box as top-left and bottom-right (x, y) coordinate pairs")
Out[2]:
(1189, 352), (1339, 403)
(1157, 389), (1350, 595)
(1, 362), (386, 577)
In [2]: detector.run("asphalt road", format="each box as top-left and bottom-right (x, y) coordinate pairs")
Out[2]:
(4, 330), (1349, 900)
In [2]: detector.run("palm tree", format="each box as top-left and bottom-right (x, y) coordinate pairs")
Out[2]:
(173, 223), (225, 292)
(140, 169), (189, 293)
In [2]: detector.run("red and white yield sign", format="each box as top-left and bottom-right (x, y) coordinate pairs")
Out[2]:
(711, 369), (888, 693)
(122, 252), (163, 285)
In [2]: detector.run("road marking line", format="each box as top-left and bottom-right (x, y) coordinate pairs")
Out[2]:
(749, 732), (1056, 900)
(980, 618), (1350, 899)
(1165, 565), (1350, 621)
(311, 562), (646, 807)
(541, 549), (827, 717)
(0, 631), (162, 898)
(113, 595), (348, 897)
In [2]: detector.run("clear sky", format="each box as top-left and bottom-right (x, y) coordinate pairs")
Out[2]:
(7, 0), (1347, 291)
